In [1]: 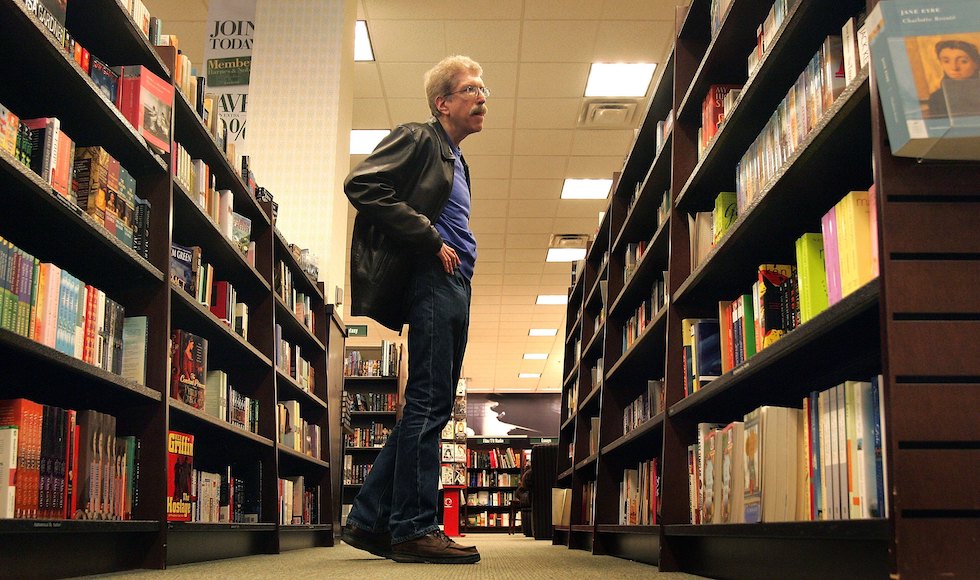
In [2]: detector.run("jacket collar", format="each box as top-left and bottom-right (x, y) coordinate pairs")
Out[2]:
(428, 117), (458, 161)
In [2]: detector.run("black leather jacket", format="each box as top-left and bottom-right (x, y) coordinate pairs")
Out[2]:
(344, 118), (469, 330)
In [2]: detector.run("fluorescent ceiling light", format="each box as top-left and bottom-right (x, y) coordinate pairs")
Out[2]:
(355, 20), (375, 61)
(350, 130), (389, 154)
(518, 373), (542, 379)
(561, 178), (612, 200)
(546, 247), (587, 262)
(536, 295), (568, 305)
(585, 63), (657, 97)
(523, 353), (548, 360)
(529, 328), (558, 337)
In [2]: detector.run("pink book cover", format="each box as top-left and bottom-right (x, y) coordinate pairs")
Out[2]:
(821, 207), (842, 305)
(868, 184), (879, 277)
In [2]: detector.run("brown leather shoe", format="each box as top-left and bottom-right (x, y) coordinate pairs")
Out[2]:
(433, 529), (478, 553)
(391, 531), (481, 564)
(341, 525), (392, 558)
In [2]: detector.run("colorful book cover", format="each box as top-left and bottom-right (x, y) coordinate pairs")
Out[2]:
(720, 421), (745, 523)
(821, 206), (843, 305)
(118, 66), (174, 154)
(866, 0), (980, 160)
(795, 232), (829, 323)
(712, 191), (738, 244)
(835, 190), (873, 297)
(755, 264), (794, 350)
(169, 243), (194, 294)
(167, 430), (194, 521)
(73, 146), (111, 224)
(231, 212), (251, 257)
(0, 104), (19, 156)
(170, 329), (208, 410)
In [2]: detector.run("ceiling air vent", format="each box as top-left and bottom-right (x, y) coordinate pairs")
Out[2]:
(579, 100), (639, 128)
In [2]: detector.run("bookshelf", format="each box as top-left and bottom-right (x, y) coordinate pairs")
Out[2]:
(340, 343), (401, 525)
(556, 0), (979, 578)
(0, 1), (339, 575)
(463, 437), (532, 533)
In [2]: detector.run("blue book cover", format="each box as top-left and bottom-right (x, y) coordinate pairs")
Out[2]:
(867, 0), (980, 159)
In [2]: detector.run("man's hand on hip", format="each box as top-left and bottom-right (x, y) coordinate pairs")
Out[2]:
(437, 244), (460, 274)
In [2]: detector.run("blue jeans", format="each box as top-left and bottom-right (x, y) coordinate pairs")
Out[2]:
(346, 256), (471, 543)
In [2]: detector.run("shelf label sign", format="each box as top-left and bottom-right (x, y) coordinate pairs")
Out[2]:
(346, 324), (368, 337)
(205, 0), (256, 151)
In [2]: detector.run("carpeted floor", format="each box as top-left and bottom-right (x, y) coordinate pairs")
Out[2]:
(87, 533), (708, 579)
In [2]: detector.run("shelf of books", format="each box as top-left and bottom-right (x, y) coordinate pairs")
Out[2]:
(554, 0), (980, 578)
(340, 342), (401, 525)
(0, 1), (339, 574)
(463, 437), (531, 532)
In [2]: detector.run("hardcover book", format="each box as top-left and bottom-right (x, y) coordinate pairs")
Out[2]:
(795, 232), (829, 323)
(89, 57), (119, 104)
(0, 104), (18, 156)
(167, 430), (194, 521)
(169, 329), (208, 410)
(867, 0), (980, 159)
(230, 212), (251, 257)
(117, 66), (174, 154)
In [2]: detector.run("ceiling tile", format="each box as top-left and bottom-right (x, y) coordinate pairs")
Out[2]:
(509, 178), (563, 200)
(594, 20), (677, 62)
(556, 199), (608, 218)
(479, 248), (505, 262)
(354, 63), (384, 98)
(370, 20), (447, 62)
(566, 155), (626, 178)
(505, 233), (550, 249)
(471, 178), (510, 199)
(446, 21), (522, 63)
(513, 130), (574, 156)
(466, 155), (512, 179)
(471, 294), (502, 305)
(517, 63), (590, 98)
(462, 129), (514, 156)
(475, 261), (504, 274)
(478, 234), (506, 249)
(505, 217), (556, 234)
(552, 216), (599, 233)
(351, 98), (389, 128)
(505, 261), (545, 275)
(524, 0), (603, 20)
(378, 63), (434, 98)
(507, 248), (548, 263)
(386, 99), (432, 126)
(521, 21), (598, 62)
(511, 155), (568, 179)
(364, 0), (524, 21)
(471, 217), (508, 233)
(480, 64), (519, 99)
(508, 199), (559, 217)
(571, 129), (634, 156)
(515, 98), (582, 129)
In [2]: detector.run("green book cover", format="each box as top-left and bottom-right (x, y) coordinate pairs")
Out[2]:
(712, 191), (737, 244)
(795, 233), (829, 324)
(740, 293), (756, 359)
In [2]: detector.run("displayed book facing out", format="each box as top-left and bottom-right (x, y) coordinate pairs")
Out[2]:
(867, 0), (980, 159)
(117, 65), (174, 154)
(167, 430), (194, 521)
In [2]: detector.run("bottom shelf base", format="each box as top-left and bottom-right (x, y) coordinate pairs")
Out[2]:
(279, 524), (335, 551)
(568, 526), (594, 551)
(594, 525), (660, 565)
(167, 523), (277, 566)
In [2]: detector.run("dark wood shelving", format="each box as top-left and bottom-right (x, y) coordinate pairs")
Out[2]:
(612, 144), (672, 258)
(273, 229), (324, 300)
(601, 414), (665, 458)
(665, 519), (888, 539)
(674, 72), (872, 307)
(562, 359), (580, 387)
(609, 219), (671, 319)
(276, 369), (327, 411)
(65, 0), (170, 81)
(577, 384), (601, 414)
(604, 306), (669, 384)
(172, 181), (272, 303)
(596, 524), (660, 534)
(168, 522), (276, 532)
(348, 410), (396, 417)
(344, 446), (384, 452)
(0, 2), (167, 177)
(574, 452), (599, 473)
(0, 519), (160, 533)
(558, 467), (574, 481)
(169, 399), (274, 450)
(0, 150), (166, 295)
(343, 375), (399, 382)
(171, 89), (269, 228)
(274, 294), (325, 353)
(277, 444), (329, 470)
(560, 413), (576, 432)
(670, 279), (880, 421)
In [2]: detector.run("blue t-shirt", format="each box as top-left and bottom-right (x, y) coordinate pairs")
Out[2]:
(434, 139), (477, 280)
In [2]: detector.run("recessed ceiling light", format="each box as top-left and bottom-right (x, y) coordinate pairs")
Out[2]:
(561, 178), (612, 199)
(518, 373), (542, 379)
(350, 130), (389, 154)
(355, 21), (375, 61)
(546, 247), (587, 262)
(529, 328), (558, 336)
(536, 295), (568, 305)
(585, 63), (657, 97)
(523, 353), (548, 360)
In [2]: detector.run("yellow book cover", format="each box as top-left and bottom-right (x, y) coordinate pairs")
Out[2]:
(836, 191), (873, 297)
(712, 192), (738, 244)
(795, 233), (829, 323)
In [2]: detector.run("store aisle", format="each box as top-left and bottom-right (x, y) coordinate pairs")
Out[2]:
(88, 533), (707, 579)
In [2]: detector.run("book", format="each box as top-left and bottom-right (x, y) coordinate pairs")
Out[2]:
(169, 243), (195, 294)
(170, 329), (208, 410)
(834, 191), (874, 297)
(743, 405), (801, 523)
(712, 191), (737, 244)
(73, 146), (111, 224)
(230, 212), (251, 257)
(719, 421), (745, 523)
(754, 264), (795, 351)
(89, 57), (120, 104)
(21, 117), (60, 186)
(121, 316), (148, 385)
(0, 425), (18, 518)
(866, 0), (980, 160)
(167, 430), (194, 521)
(25, 0), (67, 45)
(117, 66), (174, 154)
(795, 232), (829, 323)
(0, 104), (18, 156)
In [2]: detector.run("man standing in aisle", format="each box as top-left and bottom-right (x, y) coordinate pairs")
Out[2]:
(340, 55), (487, 564)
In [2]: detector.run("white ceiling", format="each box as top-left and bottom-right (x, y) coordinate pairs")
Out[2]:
(144, 0), (687, 394)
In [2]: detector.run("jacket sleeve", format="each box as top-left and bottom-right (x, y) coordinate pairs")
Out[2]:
(344, 125), (444, 253)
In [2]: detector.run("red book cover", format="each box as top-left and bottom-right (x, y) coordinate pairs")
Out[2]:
(169, 329), (208, 409)
(49, 130), (74, 199)
(0, 398), (43, 519)
(118, 66), (174, 154)
(209, 280), (231, 324)
(63, 408), (76, 519)
(167, 430), (194, 521)
(701, 84), (741, 148)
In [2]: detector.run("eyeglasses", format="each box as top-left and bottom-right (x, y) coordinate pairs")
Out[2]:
(445, 85), (491, 98)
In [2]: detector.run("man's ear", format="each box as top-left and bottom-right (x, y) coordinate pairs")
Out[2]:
(435, 95), (450, 116)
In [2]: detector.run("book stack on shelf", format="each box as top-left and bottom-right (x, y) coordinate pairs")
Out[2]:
(340, 342), (401, 525)
(464, 437), (531, 532)
(439, 381), (468, 489)
(555, 0), (979, 578)
(0, 2), (340, 574)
